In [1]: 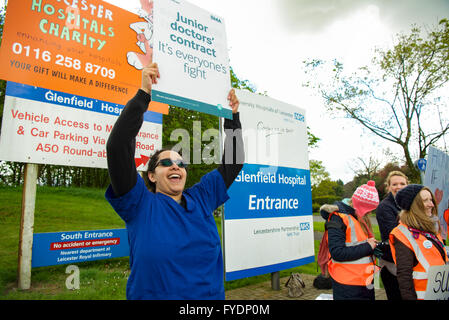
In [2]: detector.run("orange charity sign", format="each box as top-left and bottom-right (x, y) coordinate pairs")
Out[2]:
(0, 0), (168, 114)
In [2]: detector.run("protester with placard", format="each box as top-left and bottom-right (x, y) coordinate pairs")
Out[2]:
(104, 60), (243, 299)
(322, 180), (379, 300)
(390, 184), (448, 300)
(375, 171), (408, 300)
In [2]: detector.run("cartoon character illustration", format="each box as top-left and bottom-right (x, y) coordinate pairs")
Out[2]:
(127, 0), (154, 70)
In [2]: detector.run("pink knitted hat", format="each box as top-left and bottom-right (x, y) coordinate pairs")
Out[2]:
(352, 180), (379, 217)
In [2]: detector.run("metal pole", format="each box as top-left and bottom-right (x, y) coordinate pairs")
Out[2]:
(219, 117), (227, 280)
(271, 271), (280, 290)
(17, 163), (38, 290)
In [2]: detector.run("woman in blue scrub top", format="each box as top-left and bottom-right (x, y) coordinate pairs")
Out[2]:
(105, 61), (244, 300)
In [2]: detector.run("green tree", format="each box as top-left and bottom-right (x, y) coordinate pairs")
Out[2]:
(374, 161), (412, 199)
(309, 159), (329, 188)
(312, 178), (341, 207)
(303, 19), (449, 182)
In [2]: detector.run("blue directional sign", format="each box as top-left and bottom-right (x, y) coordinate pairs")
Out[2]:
(32, 228), (129, 268)
(417, 158), (427, 172)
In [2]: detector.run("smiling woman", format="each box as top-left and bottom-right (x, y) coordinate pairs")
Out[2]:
(390, 184), (448, 300)
(144, 149), (188, 199)
(104, 60), (244, 300)
(375, 170), (409, 300)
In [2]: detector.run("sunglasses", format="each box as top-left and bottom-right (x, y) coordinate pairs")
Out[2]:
(157, 158), (188, 169)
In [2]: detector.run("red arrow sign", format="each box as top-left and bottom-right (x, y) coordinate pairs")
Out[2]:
(135, 154), (150, 168)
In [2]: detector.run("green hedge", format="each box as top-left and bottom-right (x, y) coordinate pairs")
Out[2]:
(312, 195), (341, 206)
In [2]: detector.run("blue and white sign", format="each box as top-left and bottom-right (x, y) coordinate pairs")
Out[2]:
(417, 158), (427, 172)
(225, 164), (312, 220)
(0, 82), (162, 170)
(223, 90), (314, 281)
(152, 0), (232, 119)
(32, 228), (129, 268)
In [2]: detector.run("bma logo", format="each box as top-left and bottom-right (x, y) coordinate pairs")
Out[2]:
(211, 15), (222, 23)
(299, 222), (310, 231)
(294, 112), (305, 122)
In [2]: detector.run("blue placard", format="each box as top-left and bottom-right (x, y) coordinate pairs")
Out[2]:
(224, 163), (312, 220)
(32, 229), (129, 268)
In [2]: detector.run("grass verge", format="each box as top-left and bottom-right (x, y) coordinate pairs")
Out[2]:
(0, 185), (329, 299)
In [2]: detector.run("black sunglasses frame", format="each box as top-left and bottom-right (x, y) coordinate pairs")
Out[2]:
(157, 158), (188, 169)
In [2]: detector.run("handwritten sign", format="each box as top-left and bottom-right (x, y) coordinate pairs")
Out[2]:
(424, 264), (449, 300)
(424, 146), (449, 239)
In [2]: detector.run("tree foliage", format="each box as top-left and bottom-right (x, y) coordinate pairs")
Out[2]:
(303, 19), (449, 182)
(309, 159), (329, 188)
(343, 161), (413, 201)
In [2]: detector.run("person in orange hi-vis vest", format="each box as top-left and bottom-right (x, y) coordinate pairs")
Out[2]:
(390, 184), (448, 300)
(325, 180), (380, 300)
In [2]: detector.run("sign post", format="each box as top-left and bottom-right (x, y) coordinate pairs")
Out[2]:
(17, 163), (38, 290)
(271, 271), (280, 291)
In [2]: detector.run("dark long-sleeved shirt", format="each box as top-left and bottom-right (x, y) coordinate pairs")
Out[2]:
(106, 89), (244, 198)
(376, 192), (401, 262)
(376, 193), (401, 242)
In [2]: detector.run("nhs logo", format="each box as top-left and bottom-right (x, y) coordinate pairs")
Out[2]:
(211, 15), (222, 23)
(299, 222), (310, 231)
(294, 112), (305, 122)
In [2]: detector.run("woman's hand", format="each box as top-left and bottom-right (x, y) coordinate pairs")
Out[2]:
(227, 88), (239, 114)
(141, 60), (160, 94)
(367, 238), (378, 250)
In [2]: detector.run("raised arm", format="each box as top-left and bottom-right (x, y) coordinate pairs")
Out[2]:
(106, 63), (160, 197)
(218, 89), (244, 188)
